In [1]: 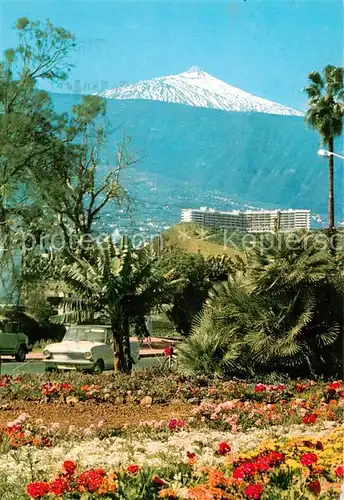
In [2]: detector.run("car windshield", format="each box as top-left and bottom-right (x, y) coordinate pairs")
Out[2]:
(63, 327), (107, 343)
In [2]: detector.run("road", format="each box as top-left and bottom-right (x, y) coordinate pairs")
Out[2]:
(0, 356), (163, 375)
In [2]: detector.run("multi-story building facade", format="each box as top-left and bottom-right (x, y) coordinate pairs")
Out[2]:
(181, 207), (311, 233)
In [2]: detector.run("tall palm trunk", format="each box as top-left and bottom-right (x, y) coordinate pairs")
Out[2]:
(122, 317), (132, 374)
(328, 136), (335, 230)
(112, 321), (127, 373)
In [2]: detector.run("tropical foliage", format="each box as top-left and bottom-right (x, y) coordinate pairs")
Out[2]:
(178, 233), (343, 378)
(51, 237), (181, 372)
(157, 249), (237, 335)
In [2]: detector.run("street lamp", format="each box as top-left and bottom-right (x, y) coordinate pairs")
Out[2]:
(317, 148), (344, 160)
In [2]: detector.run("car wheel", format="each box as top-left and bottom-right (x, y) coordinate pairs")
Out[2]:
(93, 359), (104, 375)
(15, 345), (27, 362)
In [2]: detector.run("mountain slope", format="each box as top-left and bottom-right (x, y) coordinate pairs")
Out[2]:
(97, 68), (302, 117)
(50, 93), (343, 224)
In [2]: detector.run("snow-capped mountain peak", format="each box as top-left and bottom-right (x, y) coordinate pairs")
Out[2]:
(97, 68), (303, 116)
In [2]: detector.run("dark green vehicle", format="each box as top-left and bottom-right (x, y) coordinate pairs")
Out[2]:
(0, 319), (29, 362)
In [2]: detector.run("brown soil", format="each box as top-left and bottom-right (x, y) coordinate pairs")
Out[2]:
(0, 401), (191, 429)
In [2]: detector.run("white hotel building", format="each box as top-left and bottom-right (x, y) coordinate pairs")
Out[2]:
(181, 207), (311, 233)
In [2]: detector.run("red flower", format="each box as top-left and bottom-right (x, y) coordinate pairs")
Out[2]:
(0, 375), (12, 388)
(242, 462), (257, 476)
(48, 478), (70, 496)
(168, 418), (185, 430)
(327, 381), (341, 391)
(127, 464), (140, 474)
(164, 347), (171, 357)
(307, 479), (321, 496)
(266, 451), (285, 465)
(303, 413), (317, 424)
(255, 456), (271, 472)
(335, 465), (344, 478)
(26, 481), (50, 498)
(187, 452), (196, 460)
(233, 461), (256, 479)
(315, 441), (324, 451)
(60, 383), (73, 393)
(245, 483), (264, 499)
(296, 383), (308, 393)
(254, 383), (266, 392)
(39, 436), (53, 448)
(271, 383), (286, 391)
(6, 424), (22, 435)
(62, 460), (77, 476)
(300, 453), (318, 467)
(76, 468), (106, 492)
(217, 441), (231, 455)
(153, 475), (166, 486)
(233, 467), (246, 480)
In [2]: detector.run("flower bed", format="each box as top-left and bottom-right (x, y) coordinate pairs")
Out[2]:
(20, 426), (343, 499)
(0, 413), (53, 451)
(0, 413), (342, 499)
(0, 374), (343, 498)
(1, 372), (344, 408)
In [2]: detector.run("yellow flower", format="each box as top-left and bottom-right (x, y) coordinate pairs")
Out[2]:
(285, 459), (301, 469)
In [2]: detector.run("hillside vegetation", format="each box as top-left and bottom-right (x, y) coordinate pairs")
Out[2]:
(160, 222), (243, 257)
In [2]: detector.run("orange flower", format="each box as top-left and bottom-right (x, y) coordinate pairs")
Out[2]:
(208, 469), (227, 488)
(97, 476), (117, 495)
(187, 455), (197, 466)
(188, 485), (232, 499)
(159, 488), (178, 498)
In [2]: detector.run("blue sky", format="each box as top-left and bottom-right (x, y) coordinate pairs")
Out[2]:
(1, 0), (343, 110)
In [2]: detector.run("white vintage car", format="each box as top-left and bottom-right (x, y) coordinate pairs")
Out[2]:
(42, 325), (141, 374)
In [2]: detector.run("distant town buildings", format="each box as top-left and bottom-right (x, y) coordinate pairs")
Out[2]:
(181, 207), (311, 233)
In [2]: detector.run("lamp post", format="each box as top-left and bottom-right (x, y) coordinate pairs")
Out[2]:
(317, 148), (344, 160)
(317, 148), (344, 252)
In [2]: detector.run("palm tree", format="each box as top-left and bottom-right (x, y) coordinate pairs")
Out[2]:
(178, 233), (343, 378)
(51, 237), (180, 373)
(304, 65), (344, 230)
